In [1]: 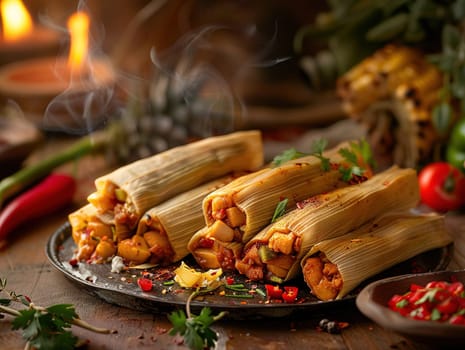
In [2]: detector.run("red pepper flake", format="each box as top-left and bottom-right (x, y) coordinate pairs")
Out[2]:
(137, 277), (153, 292)
(69, 258), (78, 267)
(226, 276), (235, 285)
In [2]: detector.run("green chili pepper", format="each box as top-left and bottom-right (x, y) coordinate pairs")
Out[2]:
(446, 117), (465, 172)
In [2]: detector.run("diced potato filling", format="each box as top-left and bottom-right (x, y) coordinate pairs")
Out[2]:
(211, 196), (232, 220)
(266, 254), (294, 278)
(226, 207), (246, 227)
(143, 229), (174, 264)
(302, 254), (343, 301)
(193, 248), (221, 269)
(207, 220), (235, 242)
(87, 222), (112, 240)
(92, 238), (116, 263)
(117, 235), (151, 265)
(268, 232), (296, 255)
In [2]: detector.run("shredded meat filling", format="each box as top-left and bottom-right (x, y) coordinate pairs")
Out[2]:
(302, 253), (343, 301)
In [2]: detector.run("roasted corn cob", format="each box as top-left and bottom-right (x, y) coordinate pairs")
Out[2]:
(337, 44), (444, 168)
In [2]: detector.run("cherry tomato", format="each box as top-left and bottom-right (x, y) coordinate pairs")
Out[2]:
(418, 162), (465, 212)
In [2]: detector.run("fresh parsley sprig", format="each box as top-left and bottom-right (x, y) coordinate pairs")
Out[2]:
(271, 148), (308, 167)
(0, 278), (115, 350)
(168, 287), (227, 350)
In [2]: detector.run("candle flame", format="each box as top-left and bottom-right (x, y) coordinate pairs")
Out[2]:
(67, 11), (89, 72)
(1, 0), (33, 41)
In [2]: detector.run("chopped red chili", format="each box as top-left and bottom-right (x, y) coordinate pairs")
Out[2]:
(388, 279), (465, 324)
(282, 286), (299, 303)
(265, 284), (283, 299)
(137, 277), (153, 292)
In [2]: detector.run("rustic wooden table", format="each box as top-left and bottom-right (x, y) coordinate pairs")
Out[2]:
(1, 135), (464, 350)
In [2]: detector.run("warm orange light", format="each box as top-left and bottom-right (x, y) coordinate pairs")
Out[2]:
(67, 11), (89, 72)
(1, 0), (34, 41)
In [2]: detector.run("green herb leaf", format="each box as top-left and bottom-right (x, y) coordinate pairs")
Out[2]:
(271, 198), (288, 223)
(169, 308), (219, 350)
(337, 139), (375, 182)
(168, 309), (188, 336)
(271, 148), (307, 167)
(311, 139), (331, 171)
(395, 299), (409, 308)
(1, 277), (113, 349)
(431, 308), (442, 321)
(46, 304), (78, 323)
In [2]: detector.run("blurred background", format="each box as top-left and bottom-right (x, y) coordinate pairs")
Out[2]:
(2, 0), (465, 175)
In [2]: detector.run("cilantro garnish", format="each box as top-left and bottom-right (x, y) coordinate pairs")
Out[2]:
(271, 139), (375, 183)
(0, 278), (114, 349)
(168, 287), (227, 350)
(311, 139), (331, 171)
(271, 148), (308, 167)
(271, 198), (289, 223)
(338, 139), (375, 181)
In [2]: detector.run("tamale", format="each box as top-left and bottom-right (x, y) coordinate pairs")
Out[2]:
(188, 140), (375, 270)
(117, 175), (239, 266)
(236, 166), (420, 282)
(301, 212), (452, 301)
(68, 204), (116, 263)
(87, 130), (264, 237)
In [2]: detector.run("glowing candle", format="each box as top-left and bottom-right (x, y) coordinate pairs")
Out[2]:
(1, 0), (34, 41)
(67, 11), (89, 73)
(0, 0), (62, 65)
(0, 10), (116, 133)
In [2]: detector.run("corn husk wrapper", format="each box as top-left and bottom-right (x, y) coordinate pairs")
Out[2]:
(241, 166), (419, 282)
(88, 130), (264, 235)
(135, 175), (237, 264)
(202, 140), (355, 244)
(188, 141), (362, 270)
(301, 212), (452, 300)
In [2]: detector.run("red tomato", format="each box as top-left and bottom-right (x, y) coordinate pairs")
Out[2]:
(418, 162), (465, 212)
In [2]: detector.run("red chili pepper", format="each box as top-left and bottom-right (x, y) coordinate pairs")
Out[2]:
(137, 277), (153, 292)
(265, 284), (283, 299)
(0, 173), (76, 246)
(282, 286), (299, 303)
(226, 276), (235, 285)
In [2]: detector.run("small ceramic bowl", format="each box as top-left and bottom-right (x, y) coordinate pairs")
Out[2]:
(356, 269), (465, 347)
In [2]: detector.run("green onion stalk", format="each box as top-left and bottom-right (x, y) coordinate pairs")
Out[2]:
(0, 130), (109, 208)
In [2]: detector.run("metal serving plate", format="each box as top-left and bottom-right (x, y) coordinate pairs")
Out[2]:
(46, 222), (452, 319)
